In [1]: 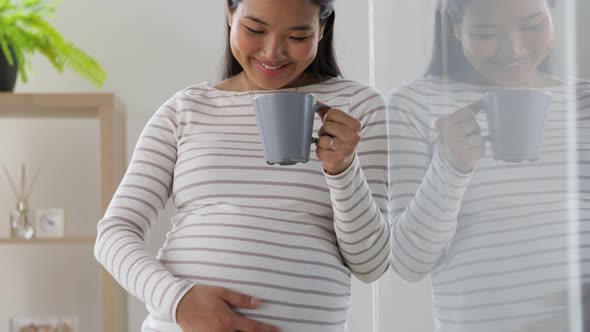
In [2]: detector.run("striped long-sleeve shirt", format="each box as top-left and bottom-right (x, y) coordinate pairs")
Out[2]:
(94, 78), (390, 332)
(387, 77), (590, 332)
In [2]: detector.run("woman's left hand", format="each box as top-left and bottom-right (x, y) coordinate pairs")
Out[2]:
(316, 108), (362, 175)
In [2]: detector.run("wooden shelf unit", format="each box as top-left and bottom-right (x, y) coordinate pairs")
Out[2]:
(0, 92), (128, 332)
(0, 237), (96, 244)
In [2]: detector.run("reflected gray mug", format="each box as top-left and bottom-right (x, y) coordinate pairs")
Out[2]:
(483, 88), (552, 162)
(253, 92), (331, 165)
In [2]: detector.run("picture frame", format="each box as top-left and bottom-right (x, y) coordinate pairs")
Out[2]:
(33, 208), (66, 238)
(10, 316), (78, 332)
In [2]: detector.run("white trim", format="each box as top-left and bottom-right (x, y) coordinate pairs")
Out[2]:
(565, 0), (582, 330)
(368, 0), (379, 330)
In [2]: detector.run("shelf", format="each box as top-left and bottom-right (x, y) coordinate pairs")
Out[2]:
(0, 93), (124, 118)
(0, 237), (95, 244)
(0, 93), (128, 332)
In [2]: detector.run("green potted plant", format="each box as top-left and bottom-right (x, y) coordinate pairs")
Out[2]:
(0, 0), (106, 91)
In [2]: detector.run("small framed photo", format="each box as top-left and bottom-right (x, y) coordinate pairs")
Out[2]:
(10, 316), (78, 332)
(34, 208), (66, 238)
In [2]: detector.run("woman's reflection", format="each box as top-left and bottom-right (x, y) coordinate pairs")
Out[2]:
(386, 0), (589, 331)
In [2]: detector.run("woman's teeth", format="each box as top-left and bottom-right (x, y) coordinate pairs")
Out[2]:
(259, 61), (284, 70)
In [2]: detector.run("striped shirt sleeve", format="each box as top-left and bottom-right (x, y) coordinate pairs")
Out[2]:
(324, 86), (391, 283)
(94, 94), (194, 323)
(387, 86), (473, 282)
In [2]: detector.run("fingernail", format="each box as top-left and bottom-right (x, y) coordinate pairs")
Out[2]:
(251, 297), (261, 306)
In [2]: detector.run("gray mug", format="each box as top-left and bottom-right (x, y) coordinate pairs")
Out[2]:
(253, 92), (331, 165)
(483, 88), (552, 162)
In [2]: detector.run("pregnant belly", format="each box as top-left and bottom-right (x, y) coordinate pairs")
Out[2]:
(156, 218), (352, 331)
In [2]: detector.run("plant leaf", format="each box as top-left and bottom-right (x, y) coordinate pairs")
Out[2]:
(0, 0), (107, 86)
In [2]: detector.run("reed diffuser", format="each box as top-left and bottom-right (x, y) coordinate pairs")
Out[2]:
(3, 163), (40, 239)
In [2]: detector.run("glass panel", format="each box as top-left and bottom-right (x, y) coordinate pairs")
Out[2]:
(376, 0), (589, 331)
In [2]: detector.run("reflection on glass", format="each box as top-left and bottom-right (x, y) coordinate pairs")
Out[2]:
(386, 0), (588, 331)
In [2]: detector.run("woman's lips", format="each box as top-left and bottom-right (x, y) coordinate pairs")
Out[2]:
(492, 58), (530, 69)
(254, 58), (290, 76)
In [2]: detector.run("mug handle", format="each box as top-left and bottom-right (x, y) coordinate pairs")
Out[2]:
(467, 99), (490, 143)
(314, 101), (332, 114)
(311, 102), (333, 145)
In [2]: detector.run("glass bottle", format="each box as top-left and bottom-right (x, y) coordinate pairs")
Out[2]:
(9, 200), (35, 239)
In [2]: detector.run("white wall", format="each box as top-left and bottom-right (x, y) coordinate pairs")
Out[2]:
(374, 0), (435, 92)
(373, 1), (437, 331)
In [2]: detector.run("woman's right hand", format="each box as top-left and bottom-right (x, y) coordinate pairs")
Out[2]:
(176, 285), (281, 332)
(435, 100), (485, 173)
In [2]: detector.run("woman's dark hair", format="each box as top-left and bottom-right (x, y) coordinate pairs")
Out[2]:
(222, 0), (341, 80)
(425, 0), (555, 79)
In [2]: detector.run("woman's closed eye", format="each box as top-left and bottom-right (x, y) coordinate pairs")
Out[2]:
(470, 32), (498, 40)
(521, 20), (546, 31)
(243, 25), (310, 41)
(244, 25), (264, 34)
(290, 36), (310, 42)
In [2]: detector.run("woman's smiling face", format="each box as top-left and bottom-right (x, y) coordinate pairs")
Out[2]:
(227, 0), (325, 90)
(454, 0), (555, 86)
